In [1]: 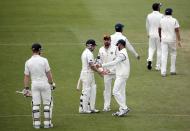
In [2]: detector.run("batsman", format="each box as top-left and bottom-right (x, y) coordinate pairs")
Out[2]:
(23, 43), (56, 129)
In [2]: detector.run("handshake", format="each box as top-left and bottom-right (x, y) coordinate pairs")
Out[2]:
(96, 64), (110, 76)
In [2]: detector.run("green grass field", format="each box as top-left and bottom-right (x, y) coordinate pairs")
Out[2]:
(0, 0), (190, 131)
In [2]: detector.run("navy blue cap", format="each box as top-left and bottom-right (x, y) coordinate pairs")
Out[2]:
(116, 39), (126, 46)
(115, 23), (124, 30)
(32, 43), (42, 51)
(165, 8), (173, 15)
(86, 39), (97, 46)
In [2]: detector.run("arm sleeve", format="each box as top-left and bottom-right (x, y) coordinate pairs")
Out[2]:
(175, 19), (180, 28)
(45, 59), (51, 72)
(125, 38), (139, 57)
(102, 53), (125, 67)
(87, 52), (94, 64)
(24, 61), (30, 75)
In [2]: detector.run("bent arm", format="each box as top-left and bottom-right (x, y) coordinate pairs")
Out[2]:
(102, 54), (124, 67)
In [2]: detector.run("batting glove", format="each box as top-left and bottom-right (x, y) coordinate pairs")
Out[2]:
(50, 82), (56, 90)
(23, 87), (32, 97)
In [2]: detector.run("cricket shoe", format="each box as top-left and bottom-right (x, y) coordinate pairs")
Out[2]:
(147, 61), (152, 70)
(91, 109), (100, 113)
(44, 123), (53, 128)
(161, 74), (166, 77)
(33, 125), (40, 129)
(117, 108), (130, 117)
(103, 107), (111, 112)
(79, 110), (92, 114)
(112, 111), (120, 116)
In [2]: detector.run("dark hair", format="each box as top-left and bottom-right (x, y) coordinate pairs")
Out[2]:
(152, 3), (160, 11)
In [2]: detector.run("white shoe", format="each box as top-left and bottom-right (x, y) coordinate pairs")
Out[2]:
(91, 109), (100, 113)
(79, 110), (92, 114)
(103, 107), (111, 112)
(44, 123), (53, 128)
(112, 111), (120, 116)
(33, 125), (40, 129)
(118, 108), (130, 117)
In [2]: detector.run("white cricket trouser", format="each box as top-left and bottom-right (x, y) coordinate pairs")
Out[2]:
(80, 72), (97, 111)
(147, 37), (161, 68)
(31, 81), (52, 105)
(103, 74), (115, 109)
(113, 76), (128, 111)
(161, 42), (177, 75)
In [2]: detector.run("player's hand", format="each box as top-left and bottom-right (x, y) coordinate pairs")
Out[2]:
(95, 64), (101, 68)
(178, 41), (182, 48)
(50, 82), (56, 90)
(23, 87), (32, 97)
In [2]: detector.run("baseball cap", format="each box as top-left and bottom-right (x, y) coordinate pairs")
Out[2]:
(86, 39), (97, 46)
(115, 23), (124, 30)
(31, 43), (42, 51)
(165, 8), (173, 15)
(103, 35), (111, 40)
(116, 39), (126, 46)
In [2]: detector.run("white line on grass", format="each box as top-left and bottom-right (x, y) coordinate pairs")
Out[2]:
(0, 113), (190, 118)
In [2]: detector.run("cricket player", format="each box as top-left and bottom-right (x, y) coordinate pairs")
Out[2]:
(79, 39), (105, 114)
(98, 35), (118, 112)
(159, 8), (181, 77)
(23, 43), (55, 129)
(99, 39), (140, 117)
(146, 3), (163, 70)
(111, 23), (139, 58)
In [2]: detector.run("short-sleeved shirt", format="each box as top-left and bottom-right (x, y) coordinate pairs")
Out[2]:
(159, 15), (180, 42)
(24, 55), (50, 82)
(81, 48), (94, 72)
(146, 11), (163, 38)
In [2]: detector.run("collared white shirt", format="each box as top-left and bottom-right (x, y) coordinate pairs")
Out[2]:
(146, 11), (163, 38)
(24, 55), (50, 82)
(111, 32), (139, 57)
(81, 48), (94, 72)
(159, 15), (180, 42)
(98, 44), (118, 74)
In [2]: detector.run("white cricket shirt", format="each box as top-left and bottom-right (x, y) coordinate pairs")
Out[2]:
(146, 11), (163, 38)
(159, 15), (180, 42)
(24, 55), (50, 82)
(98, 44), (118, 74)
(81, 48), (94, 72)
(102, 48), (130, 78)
(111, 32), (139, 57)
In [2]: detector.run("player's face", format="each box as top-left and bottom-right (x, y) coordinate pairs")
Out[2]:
(104, 39), (111, 47)
(91, 45), (96, 51)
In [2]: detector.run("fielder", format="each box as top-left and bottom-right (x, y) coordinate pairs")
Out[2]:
(99, 39), (140, 117)
(146, 3), (163, 70)
(98, 35), (118, 112)
(111, 23), (140, 58)
(23, 43), (55, 129)
(159, 8), (181, 77)
(78, 39), (105, 114)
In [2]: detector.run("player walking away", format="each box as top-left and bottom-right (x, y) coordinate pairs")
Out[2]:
(111, 23), (139, 59)
(78, 39), (105, 114)
(159, 8), (181, 77)
(98, 35), (118, 112)
(146, 3), (163, 70)
(23, 43), (56, 129)
(98, 39), (140, 117)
